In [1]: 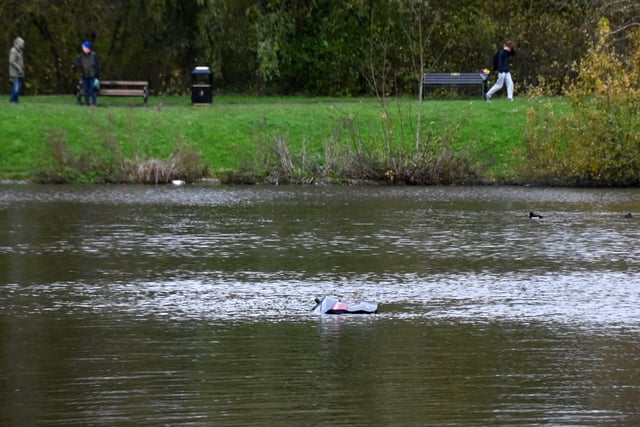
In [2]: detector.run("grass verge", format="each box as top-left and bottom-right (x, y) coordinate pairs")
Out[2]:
(0, 94), (567, 184)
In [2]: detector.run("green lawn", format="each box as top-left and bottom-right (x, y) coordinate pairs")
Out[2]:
(0, 94), (566, 182)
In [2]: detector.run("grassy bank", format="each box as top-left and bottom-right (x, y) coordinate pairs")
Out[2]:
(0, 95), (566, 183)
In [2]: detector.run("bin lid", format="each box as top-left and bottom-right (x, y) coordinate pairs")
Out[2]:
(193, 66), (211, 72)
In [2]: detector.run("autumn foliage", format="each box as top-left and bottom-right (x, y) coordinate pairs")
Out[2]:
(523, 19), (640, 186)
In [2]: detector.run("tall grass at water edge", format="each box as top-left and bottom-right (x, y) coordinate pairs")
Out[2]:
(0, 95), (567, 184)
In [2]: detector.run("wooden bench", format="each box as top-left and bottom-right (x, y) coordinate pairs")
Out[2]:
(422, 73), (487, 99)
(77, 80), (149, 105)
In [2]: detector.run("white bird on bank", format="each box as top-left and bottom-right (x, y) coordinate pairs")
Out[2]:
(171, 180), (186, 186)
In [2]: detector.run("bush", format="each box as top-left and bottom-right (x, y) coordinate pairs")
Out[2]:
(239, 118), (479, 185)
(523, 19), (640, 186)
(35, 128), (208, 184)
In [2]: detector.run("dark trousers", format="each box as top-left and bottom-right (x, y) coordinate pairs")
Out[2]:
(9, 77), (22, 103)
(82, 77), (97, 105)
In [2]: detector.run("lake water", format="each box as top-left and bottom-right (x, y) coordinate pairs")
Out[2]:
(1, 184), (639, 426)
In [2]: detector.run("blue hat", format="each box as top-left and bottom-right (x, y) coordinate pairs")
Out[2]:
(82, 41), (91, 49)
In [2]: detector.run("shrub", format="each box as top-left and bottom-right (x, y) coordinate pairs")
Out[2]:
(242, 118), (479, 185)
(35, 128), (208, 184)
(523, 19), (640, 186)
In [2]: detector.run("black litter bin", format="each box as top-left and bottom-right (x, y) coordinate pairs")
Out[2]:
(191, 66), (213, 105)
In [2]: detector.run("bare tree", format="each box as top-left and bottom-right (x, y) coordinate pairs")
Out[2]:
(600, 0), (640, 37)
(397, 0), (442, 153)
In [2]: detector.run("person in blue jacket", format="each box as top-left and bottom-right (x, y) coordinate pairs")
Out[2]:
(485, 41), (516, 101)
(74, 41), (100, 106)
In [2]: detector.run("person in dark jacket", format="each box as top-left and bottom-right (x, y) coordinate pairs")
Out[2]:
(74, 41), (100, 106)
(485, 41), (516, 101)
(9, 37), (25, 103)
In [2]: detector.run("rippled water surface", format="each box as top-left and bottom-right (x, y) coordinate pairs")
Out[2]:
(1, 185), (639, 426)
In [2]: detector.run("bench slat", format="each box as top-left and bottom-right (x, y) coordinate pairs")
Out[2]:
(99, 89), (146, 96)
(100, 80), (148, 87)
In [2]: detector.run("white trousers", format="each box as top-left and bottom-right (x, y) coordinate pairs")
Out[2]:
(486, 72), (514, 100)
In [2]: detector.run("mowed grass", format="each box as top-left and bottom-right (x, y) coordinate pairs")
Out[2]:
(0, 94), (567, 181)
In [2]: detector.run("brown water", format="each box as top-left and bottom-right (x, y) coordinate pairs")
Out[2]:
(1, 184), (639, 426)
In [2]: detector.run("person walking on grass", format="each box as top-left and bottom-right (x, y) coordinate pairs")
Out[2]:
(9, 37), (25, 103)
(74, 41), (100, 106)
(485, 40), (516, 101)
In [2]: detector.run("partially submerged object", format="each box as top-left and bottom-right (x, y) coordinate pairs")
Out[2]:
(312, 296), (378, 315)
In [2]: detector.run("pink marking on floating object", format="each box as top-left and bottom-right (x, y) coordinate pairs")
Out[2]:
(332, 302), (348, 311)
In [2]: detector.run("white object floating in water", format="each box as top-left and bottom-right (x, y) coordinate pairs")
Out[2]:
(171, 180), (186, 186)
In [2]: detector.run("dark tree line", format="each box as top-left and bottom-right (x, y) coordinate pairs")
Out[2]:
(1, 0), (638, 96)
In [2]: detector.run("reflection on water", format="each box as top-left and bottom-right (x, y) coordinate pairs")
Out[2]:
(1, 184), (640, 425)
